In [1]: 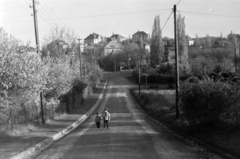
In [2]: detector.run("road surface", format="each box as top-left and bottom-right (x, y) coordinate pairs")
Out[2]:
(32, 71), (222, 159)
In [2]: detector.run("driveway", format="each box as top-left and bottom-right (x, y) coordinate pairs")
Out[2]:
(31, 71), (222, 159)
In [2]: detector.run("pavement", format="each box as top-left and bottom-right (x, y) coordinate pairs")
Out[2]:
(29, 71), (223, 159)
(0, 79), (108, 159)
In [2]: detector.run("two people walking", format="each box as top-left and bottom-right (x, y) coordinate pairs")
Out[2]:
(95, 108), (111, 129)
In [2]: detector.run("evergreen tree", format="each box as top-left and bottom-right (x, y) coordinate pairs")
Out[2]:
(177, 13), (189, 72)
(195, 34), (200, 47)
(205, 34), (212, 48)
(150, 15), (164, 67)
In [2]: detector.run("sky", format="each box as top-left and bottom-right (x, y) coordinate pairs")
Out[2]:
(0, 0), (240, 47)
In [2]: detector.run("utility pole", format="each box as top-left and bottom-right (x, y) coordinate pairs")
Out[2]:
(174, 4), (180, 119)
(234, 34), (237, 72)
(92, 47), (94, 67)
(32, 0), (40, 53)
(138, 56), (141, 96)
(77, 38), (82, 80)
(32, 0), (44, 124)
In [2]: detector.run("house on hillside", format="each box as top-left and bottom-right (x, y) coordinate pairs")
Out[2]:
(132, 31), (150, 52)
(163, 44), (188, 65)
(110, 34), (126, 42)
(84, 33), (103, 46)
(46, 39), (69, 57)
(163, 45), (175, 64)
(104, 41), (124, 56)
(134, 40), (151, 53)
(132, 31), (149, 41)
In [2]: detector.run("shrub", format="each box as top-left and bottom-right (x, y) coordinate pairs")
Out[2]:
(158, 63), (174, 75)
(180, 81), (239, 126)
(144, 68), (157, 75)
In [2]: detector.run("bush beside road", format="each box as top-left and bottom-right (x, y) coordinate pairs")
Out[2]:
(131, 87), (238, 159)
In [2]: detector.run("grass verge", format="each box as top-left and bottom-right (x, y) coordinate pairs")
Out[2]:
(131, 87), (239, 159)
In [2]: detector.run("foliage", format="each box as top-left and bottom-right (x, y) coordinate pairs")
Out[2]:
(150, 15), (164, 67)
(189, 47), (234, 75)
(43, 55), (79, 99)
(0, 27), (102, 127)
(42, 24), (77, 46)
(205, 34), (212, 48)
(158, 63), (174, 75)
(143, 68), (157, 75)
(180, 81), (240, 126)
(99, 42), (147, 70)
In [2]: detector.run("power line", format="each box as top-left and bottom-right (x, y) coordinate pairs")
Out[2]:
(15, 0), (32, 14)
(39, 2), (56, 25)
(21, 0), (51, 28)
(1, 0), (15, 6)
(178, 10), (240, 19)
(177, 0), (182, 6)
(41, 0), (63, 24)
(0, 8), (171, 24)
(38, 9), (55, 26)
(161, 10), (173, 31)
(0, 14), (30, 22)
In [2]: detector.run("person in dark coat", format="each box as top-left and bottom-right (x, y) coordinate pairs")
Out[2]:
(95, 112), (102, 128)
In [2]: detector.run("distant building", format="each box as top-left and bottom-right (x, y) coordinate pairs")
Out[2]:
(84, 33), (103, 46)
(46, 39), (68, 57)
(132, 31), (149, 42)
(188, 40), (194, 46)
(104, 41), (124, 56)
(132, 31), (150, 52)
(163, 44), (188, 66)
(110, 34), (126, 42)
(163, 45), (175, 64)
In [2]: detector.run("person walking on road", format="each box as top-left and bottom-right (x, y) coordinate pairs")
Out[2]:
(95, 112), (102, 129)
(102, 108), (111, 129)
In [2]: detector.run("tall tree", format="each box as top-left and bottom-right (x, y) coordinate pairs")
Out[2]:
(205, 34), (212, 48)
(177, 13), (189, 72)
(150, 15), (164, 67)
(195, 34), (200, 47)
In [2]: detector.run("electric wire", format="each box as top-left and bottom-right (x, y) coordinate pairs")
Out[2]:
(0, 8), (171, 24)
(177, 0), (182, 6)
(1, 0), (15, 6)
(0, 14), (30, 22)
(38, 2), (56, 26)
(161, 10), (173, 31)
(38, 9), (55, 26)
(15, 0), (49, 32)
(15, 0), (32, 15)
(178, 10), (240, 19)
(41, 0), (64, 25)
(21, 0), (52, 29)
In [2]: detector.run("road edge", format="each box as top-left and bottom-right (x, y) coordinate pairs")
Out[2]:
(11, 78), (109, 159)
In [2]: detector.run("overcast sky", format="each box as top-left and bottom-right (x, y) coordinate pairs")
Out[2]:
(0, 0), (240, 47)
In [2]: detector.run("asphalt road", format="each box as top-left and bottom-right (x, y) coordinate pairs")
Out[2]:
(32, 71), (222, 159)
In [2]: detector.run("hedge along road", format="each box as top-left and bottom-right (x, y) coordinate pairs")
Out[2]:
(30, 71), (223, 159)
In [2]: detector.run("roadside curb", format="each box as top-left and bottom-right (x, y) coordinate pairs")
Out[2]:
(11, 79), (109, 159)
(130, 89), (237, 159)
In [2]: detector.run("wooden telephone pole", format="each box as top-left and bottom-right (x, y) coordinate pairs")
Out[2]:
(77, 38), (83, 80)
(32, 0), (45, 123)
(174, 4), (180, 119)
